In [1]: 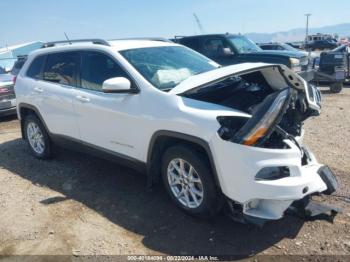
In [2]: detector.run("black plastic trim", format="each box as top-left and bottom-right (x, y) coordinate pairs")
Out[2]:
(17, 103), (50, 139)
(50, 134), (146, 173)
(147, 130), (221, 187)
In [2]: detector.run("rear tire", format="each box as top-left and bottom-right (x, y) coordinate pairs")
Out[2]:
(161, 145), (223, 218)
(330, 82), (343, 93)
(24, 114), (52, 159)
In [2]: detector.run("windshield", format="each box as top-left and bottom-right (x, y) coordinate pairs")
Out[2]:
(281, 43), (299, 52)
(228, 36), (262, 53)
(120, 46), (217, 90)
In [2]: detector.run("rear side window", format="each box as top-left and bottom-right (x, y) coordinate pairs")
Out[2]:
(26, 55), (46, 79)
(180, 38), (201, 52)
(43, 52), (79, 86)
(80, 51), (129, 91)
(260, 45), (272, 50)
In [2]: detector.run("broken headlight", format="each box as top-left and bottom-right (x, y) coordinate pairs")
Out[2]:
(217, 116), (248, 141)
(231, 88), (291, 146)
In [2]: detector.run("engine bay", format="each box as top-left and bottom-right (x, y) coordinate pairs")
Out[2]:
(182, 70), (316, 149)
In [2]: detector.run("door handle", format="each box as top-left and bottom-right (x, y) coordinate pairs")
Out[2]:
(33, 87), (43, 93)
(76, 95), (90, 103)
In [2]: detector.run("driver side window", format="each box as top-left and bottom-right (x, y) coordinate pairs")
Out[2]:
(203, 38), (232, 58)
(80, 51), (129, 91)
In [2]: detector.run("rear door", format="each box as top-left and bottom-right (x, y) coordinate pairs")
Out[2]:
(35, 51), (80, 138)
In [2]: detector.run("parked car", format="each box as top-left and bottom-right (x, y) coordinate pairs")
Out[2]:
(305, 39), (339, 51)
(175, 34), (314, 82)
(331, 45), (350, 81)
(0, 56), (27, 117)
(286, 42), (303, 49)
(15, 38), (337, 225)
(259, 42), (300, 51)
(259, 42), (318, 58)
(312, 45), (350, 93)
(11, 56), (27, 76)
(0, 74), (16, 117)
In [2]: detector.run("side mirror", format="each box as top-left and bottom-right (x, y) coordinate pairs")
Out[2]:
(102, 77), (136, 93)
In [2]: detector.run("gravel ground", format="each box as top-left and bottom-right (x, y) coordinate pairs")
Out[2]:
(0, 87), (350, 258)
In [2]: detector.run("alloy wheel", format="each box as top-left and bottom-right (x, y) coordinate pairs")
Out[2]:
(167, 158), (204, 208)
(27, 122), (45, 154)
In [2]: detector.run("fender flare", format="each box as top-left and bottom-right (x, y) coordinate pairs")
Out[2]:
(146, 130), (221, 188)
(17, 103), (50, 139)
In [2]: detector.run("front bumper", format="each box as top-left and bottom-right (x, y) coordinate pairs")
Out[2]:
(298, 69), (315, 82)
(210, 134), (328, 220)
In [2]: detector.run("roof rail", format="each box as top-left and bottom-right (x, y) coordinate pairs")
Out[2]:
(41, 39), (110, 48)
(109, 37), (172, 43)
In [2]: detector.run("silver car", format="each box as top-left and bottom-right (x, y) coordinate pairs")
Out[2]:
(0, 74), (16, 116)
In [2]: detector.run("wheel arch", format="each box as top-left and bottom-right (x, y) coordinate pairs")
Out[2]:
(146, 130), (221, 189)
(17, 103), (49, 139)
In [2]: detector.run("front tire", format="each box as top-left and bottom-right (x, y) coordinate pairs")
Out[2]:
(330, 82), (343, 93)
(24, 114), (52, 159)
(161, 145), (223, 218)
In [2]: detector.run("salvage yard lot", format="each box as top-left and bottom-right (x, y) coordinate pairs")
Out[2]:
(0, 87), (350, 256)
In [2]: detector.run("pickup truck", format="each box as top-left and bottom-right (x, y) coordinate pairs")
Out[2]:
(175, 34), (314, 82)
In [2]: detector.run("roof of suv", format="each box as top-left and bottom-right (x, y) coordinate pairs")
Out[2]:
(109, 39), (178, 51)
(29, 39), (179, 57)
(177, 34), (240, 40)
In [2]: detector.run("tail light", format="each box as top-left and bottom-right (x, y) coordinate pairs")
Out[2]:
(13, 76), (17, 85)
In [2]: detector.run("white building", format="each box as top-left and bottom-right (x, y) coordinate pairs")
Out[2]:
(0, 41), (43, 72)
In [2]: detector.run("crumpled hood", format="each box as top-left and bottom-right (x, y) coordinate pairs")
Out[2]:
(169, 62), (305, 95)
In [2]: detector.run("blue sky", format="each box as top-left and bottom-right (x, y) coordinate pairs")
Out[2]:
(1, 0), (349, 46)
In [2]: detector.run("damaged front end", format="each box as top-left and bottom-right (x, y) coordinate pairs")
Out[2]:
(180, 64), (321, 150)
(175, 64), (339, 225)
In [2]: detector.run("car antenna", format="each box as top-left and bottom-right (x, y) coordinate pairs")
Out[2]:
(64, 32), (72, 45)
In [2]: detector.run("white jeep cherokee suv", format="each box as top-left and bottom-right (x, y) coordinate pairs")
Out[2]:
(15, 38), (337, 224)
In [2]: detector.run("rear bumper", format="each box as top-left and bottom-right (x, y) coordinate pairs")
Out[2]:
(0, 98), (16, 117)
(298, 69), (315, 82)
(314, 70), (346, 82)
(0, 106), (16, 117)
(210, 134), (328, 220)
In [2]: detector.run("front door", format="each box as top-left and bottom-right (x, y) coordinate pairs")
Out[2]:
(73, 51), (142, 159)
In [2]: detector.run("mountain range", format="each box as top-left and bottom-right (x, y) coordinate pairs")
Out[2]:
(245, 23), (350, 43)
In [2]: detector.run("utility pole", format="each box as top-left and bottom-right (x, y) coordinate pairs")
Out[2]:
(305, 13), (311, 43)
